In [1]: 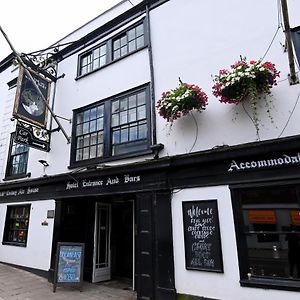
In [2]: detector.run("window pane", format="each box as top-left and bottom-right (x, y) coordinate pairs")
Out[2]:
(137, 105), (146, 120)
(129, 95), (136, 108)
(93, 58), (100, 69)
(90, 133), (97, 145)
(90, 120), (97, 132)
(129, 108), (137, 122)
(83, 147), (89, 160)
(83, 110), (90, 122)
(76, 149), (83, 161)
(90, 145), (97, 159)
(97, 118), (104, 130)
(90, 108), (97, 120)
(98, 132), (104, 144)
(136, 36), (144, 48)
(83, 122), (89, 134)
(113, 39), (120, 49)
(77, 136), (84, 148)
(129, 126), (138, 141)
(112, 130), (120, 144)
(128, 28), (136, 41)
(76, 124), (83, 136)
(128, 41), (136, 53)
(137, 91), (146, 105)
(97, 105), (104, 117)
(100, 45), (106, 55)
(114, 50), (120, 60)
(93, 48), (100, 58)
(83, 135), (90, 147)
(112, 100), (119, 113)
(120, 128), (129, 143)
(112, 114), (119, 127)
(120, 98), (128, 111)
(121, 46), (128, 57)
(136, 24), (144, 37)
(139, 123), (147, 139)
(120, 111), (128, 124)
(120, 36), (127, 46)
(77, 112), (84, 124)
(100, 56), (106, 67)
(97, 144), (103, 157)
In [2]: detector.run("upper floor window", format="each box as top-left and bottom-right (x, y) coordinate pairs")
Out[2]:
(79, 44), (107, 76)
(2, 204), (31, 247)
(71, 85), (151, 166)
(113, 23), (145, 60)
(5, 134), (29, 179)
(77, 21), (146, 77)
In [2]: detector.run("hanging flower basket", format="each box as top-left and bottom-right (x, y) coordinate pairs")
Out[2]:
(156, 79), (208, 122)
(212, 58), (280, 136)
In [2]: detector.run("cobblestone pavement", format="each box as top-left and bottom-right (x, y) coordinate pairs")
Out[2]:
(0, 263), (136, 300)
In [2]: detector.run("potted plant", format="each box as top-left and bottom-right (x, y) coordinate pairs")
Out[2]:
(212, 58), (280, 137)
(157, 79), (208, 122)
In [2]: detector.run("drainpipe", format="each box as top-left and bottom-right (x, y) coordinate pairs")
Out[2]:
(146, 3), (157, 146)
(281, 0), (299, 85)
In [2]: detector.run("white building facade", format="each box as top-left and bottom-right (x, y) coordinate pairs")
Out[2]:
(0, 0), (300, 299)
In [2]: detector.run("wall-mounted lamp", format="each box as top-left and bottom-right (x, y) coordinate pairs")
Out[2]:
(38, 159), (49, 167)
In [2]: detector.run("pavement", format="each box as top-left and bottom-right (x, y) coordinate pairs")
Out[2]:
(0, 263), (136, 300)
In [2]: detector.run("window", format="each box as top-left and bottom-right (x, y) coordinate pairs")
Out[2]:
(232, 185), (300, 290)
(291, 26), (300, 64)
(113, 23), (145, 60)
(3, 205), (31, 247)
(79, 44), (107, 76)
(77, 21), (146, 77)
(72, 85), (150, 165)
(5, 134), (29, 179)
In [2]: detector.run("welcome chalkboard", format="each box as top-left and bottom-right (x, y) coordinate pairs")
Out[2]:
(182, 200), (223, 273)
(53, 242), (85, 292)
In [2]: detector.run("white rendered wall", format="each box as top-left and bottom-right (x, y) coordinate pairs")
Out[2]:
(0, 200), (55, 271)
(172, 186), (300, 300)
(151, 0), (300, 156)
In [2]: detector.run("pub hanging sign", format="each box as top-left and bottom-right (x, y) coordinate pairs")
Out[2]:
(13, 66), (51, 128)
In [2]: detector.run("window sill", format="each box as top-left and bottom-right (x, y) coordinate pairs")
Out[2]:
(240, 277), (300, 292)
(69, 148), (153, 169)
(3, 173), (31, 181)
(2, 241), (27, 247)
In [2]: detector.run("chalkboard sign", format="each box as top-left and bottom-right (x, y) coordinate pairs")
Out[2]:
(182, 200), (223, 273)
(53, 242), (85, 292)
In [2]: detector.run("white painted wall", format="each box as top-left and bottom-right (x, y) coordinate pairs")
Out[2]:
(150, 0), (300, 156)
(172, 186), (300, 300)
(0, 200), (55, 271)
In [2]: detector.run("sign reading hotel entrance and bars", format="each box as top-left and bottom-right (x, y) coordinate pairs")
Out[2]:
(15, 120), (50, 152)
(13, 66), (51, 128)
(53, 242), (85, 293)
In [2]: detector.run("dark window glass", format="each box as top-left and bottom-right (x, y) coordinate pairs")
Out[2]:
(113, 23), (145, 60)
(3, 205), (31, 247)
(6, 134), (29, 178)
(234, 186), (300, 283)
(72, 86), (149, 164)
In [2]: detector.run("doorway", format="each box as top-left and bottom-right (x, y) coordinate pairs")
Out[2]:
(92, 200), (134, 288)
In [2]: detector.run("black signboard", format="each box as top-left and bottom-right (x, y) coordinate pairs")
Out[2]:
(13, 66), (50, 128)
(182, 200), (223, 272)
(53, 242), (85, 292)
(15, 120), (50, 152)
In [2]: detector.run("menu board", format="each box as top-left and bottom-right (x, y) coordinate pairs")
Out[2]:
(182, 200), (223, 272)
(53, 242), (85, 292)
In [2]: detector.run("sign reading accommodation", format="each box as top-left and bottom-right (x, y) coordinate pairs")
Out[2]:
(15, 120), (50, 152)
(182, 200), (223, 273)
(13, 66), (50, 128)
(53, 242), (85, 292)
